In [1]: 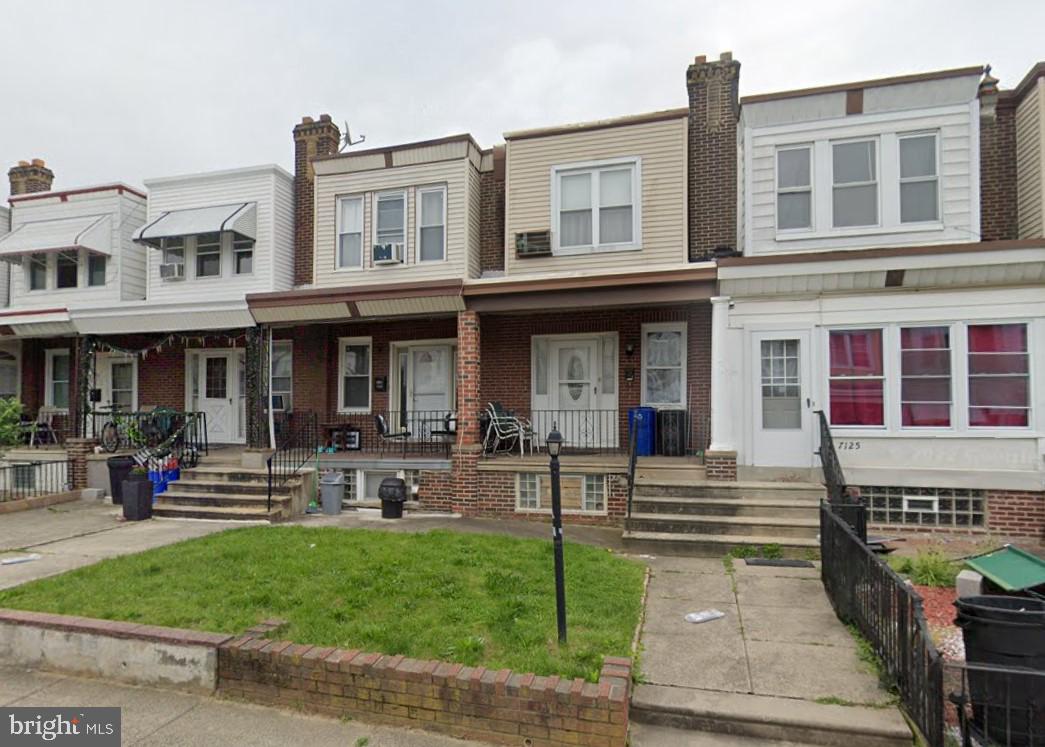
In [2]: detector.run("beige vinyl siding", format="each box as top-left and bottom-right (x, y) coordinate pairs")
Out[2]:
(504, 116), (687, 276)
(466, 161), (481, 278)
(1016, 79), (1044, 239)
(312, 159), (470, 288)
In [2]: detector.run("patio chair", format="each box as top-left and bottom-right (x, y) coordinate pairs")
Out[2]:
(483, 403), (537, 457)
(375, 413), (410, 458)
(22, 409), (59, 447)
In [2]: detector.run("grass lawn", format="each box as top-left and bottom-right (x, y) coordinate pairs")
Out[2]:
(0, 526), (645, 681)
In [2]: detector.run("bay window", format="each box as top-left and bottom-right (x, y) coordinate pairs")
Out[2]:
(417, 186), (446, 262)
(776, 146), (812, 230)
(554, 159), (639, 253)
(832, 139), (878, 227)
(828, 329), (884, 426)
(338, 337), (372, 413)
(337, 196), (363, 268)
(899, 133), (939, 223)
(642, 323), (686, 407)
(968, 324), (1029, 427)
(900, 327), (951, 427)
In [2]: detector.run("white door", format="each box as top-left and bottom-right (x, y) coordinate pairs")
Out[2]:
(751, 331), (814, 467)
(550, 339), (599, 448)
(198, 353), (237, 443)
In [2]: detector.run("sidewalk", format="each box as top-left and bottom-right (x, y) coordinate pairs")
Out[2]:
(0, 665), (488, 746)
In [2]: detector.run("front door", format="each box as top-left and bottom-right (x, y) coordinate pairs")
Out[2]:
(198, 353), (237, 443)
(751, 331), (814, 467)
(392, 343), (455, 439)
(550, 339), (599, 448)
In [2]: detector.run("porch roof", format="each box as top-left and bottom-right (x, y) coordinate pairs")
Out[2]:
(72, 299), (255, 334)
(0, 307), (75, 338)
(246, 279), (465, 324)
(0, 214), (111, 263)
(134, 202), (256, 247)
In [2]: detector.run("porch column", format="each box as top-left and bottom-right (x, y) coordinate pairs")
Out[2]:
(452, 310), (481, 513)
(706, 296), (737, 480)
(73, 336), (95, 439)
(244, 326), (270, 451)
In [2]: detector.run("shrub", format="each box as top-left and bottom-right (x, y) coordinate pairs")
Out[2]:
(0, 398), (23, 448)
(890, 551), (958, 588)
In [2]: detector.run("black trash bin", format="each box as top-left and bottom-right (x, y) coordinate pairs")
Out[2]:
(106, 456), (136, 505)
(656, 410), (687, 456)
(954, 595), (1045, 745)
(378, 477), (407, 519)
(121, 475), (153, 521)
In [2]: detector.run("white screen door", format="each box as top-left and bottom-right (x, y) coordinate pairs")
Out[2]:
(198, 353), (237, 443)
(751, 331), (814, 467)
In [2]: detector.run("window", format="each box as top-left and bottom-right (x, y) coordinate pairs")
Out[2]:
(417, 186), (446, 262)
(110, 361), (135, 411)
(56, 252), (78, 289)
(233, 237), (254, 275)
(88, 254), (106, 287)
(776, 147), (812, 230)
(374, 192), (406, 246)
(642, 323), (686, 407)
(337, 196), (363, 268)
(271, 341), (292, 410)
(195, 232), (221, 278)
(760, 339), (801, 429)
(339, 337), (371, 412)
(554, 160), (639, 252)
(45, 349), (71, 410)
(0, 351), (17, 399)
(866, 485), (984, 528)
(968, 324), (1029, 427)
(28, 254), (47, 291)
(900, 327), (951, 427)
(518, 473), (540, 509)
(899, 134), (939, 223)
(828, 329), (884, 426)
(162, 237), (185, 266)
(832, 139), (877, 227)
(583, 474), (605, 512)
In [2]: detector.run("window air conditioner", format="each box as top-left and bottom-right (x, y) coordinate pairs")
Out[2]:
(159, 262), (185, 280)
(372, 242), (405, 265)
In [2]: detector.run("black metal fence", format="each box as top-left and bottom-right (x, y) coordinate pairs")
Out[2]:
(820, 502), (945, 746)
(0, 460), (73, 502)
(267, 412), (319, 512)
(814, 409), (847, 502)
(947, 661), (1045, 746)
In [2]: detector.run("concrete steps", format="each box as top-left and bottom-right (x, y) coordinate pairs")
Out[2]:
(156, 491), (291, 510)
(630, 722), (822, 747)
(151, 503), (280, 522)
(632, 495), (819, 519)
(622, 529), (819, 557)
(630, 684), (911, 747)
(153, 463), (306, 522)
(627, 512), (819, 539)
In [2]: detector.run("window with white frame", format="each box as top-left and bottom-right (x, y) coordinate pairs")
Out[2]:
(374, 192), (406, 246)
(554, 160), (639, 252)
(56, 251), (78, 289)
(338, 338), (371, 412)
(337, 196), (363, 268)
(271, 341), (292, 411)
(28, 253), (47, 291)
(967, 323), (1029, 427)
(900, 326), (951, 427)
(417, 186), (446, 262)
(828, 329), (884, 426)
(899, 133), (939, 223)
(233, 237), (254, 275)
(45, 349), (71, 410)
(776, 146), (812, 230)
(642, 323), (686, 407)
(0, 351), (18, 399)
(162, 237), (185, 266)
(517, 473), (540, 509)
(583, 474), (605, 512)
(195, 233), (221, 278)
(832, 139), (878, 227)
(88, 254), (106, 287)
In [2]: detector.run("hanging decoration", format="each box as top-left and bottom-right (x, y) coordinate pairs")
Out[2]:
(89, 330), (249, 358)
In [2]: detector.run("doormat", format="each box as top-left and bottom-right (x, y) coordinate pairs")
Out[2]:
(744, 558), (815, 568)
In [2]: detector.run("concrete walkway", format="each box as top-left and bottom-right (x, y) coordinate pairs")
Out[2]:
(0, 665), (487, 746)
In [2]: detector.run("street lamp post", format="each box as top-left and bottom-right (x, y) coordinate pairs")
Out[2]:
(546, 426), (567, 645)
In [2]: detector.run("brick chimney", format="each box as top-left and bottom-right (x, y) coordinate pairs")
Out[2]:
(686, 52), (740, 260)
(8, 158), (55, 196)
(293, 115), (340, 286)
(978, 67), (1018, 242)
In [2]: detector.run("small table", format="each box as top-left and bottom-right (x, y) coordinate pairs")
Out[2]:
(322, 422), (361, 451)
(426, 416), (457, 457)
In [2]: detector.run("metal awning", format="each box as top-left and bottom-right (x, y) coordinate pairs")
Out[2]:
(0, 214), (112, 263)
(134, 202), (256, 247)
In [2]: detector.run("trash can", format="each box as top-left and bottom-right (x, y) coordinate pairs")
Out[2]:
(656, 409), (687, 456)
(627, 407), (656, 456)
(954, 595), (1045, 744)
(320, 471), (345, 515)
(378, 477), (407, 519)
(106, 456), (136, 505)
(122, 476), (153, 521)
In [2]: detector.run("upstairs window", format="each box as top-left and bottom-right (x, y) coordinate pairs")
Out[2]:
(56, 251), (79, 289)
(195, 232), (221, 278)
(417, 186), (446, 262)
(233, 237), (254, 275)
(968, 324), (1029, 427)
(554, 160), (639, 252)
(899, 133), (939, 223)
(161, 237), (185, 266)
(829, 329), (884, 426)
(776, 146), (812, 230)
(337, 196), (363, 268)
(28, 254), (47, 291)
(832, 139), (878, 227)
(375, 192), (406, 246)
(88, 254), (106, 287)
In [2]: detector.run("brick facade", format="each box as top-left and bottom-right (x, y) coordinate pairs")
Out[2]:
(979, 95), (1019, 241)
(986, 490), (1045, 538)
(293, 115), (340, 287)
(473, 468), (629, 524)
(686, 53), (740, 260)
(705, 451), (738, 481)
(478, 145), (506, 274)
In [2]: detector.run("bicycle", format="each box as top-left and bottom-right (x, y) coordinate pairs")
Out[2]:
(97, 405), (165, 453)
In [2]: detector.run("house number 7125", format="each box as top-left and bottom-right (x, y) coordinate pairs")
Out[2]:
(837, 441), (861, 450)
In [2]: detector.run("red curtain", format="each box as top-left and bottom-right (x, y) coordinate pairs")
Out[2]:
(968, 324), (1028, 427)
(830, 330), (884, 425)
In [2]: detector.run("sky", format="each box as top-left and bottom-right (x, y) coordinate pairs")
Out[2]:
(2, 0), (1043, 200)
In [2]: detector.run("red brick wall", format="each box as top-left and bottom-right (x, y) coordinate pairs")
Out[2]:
(473, 469), (629, 525)
(980, 97), (1019, 241)
(987, 490), (1045, 538)
(478, 146), (506, 274)
(293, 116), (340, 287)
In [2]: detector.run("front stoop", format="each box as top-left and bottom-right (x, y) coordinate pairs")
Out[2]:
(623, 479), (825, 557)
(630, 684), (911, 747)
(154, 466), (305, 522)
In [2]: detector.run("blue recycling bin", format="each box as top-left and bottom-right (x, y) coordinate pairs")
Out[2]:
(628, 407), (656, 456)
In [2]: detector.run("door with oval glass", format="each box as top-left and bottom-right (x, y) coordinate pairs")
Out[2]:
(751, 330), (814, 467)
(550, 339), (598, 448)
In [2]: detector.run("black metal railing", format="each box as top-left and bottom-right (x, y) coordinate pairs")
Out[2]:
(482, 409), (621, 455)
(0, 460), (73, 502)
(267, 411), (320, 512)
(625, 410), (640, 519)
(947, 661), (1045, 746)
(821, 502), (945, 746)
(300, 410), (457, 456)
(814, 409), (848, 502)
(87, 409), (209, 456)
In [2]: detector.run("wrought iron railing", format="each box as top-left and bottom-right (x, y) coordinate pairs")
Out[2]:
(288, 410), (457, 456)
(0, 460), (73, 502)
(814, 409), (848, 502)
(480, 409), (622, 456)
(625, 409), (640, 519)
(87, 408), (209, 457)
(947, 661), (1045, 746)
(267, 411), (319, 512)
(821, 502), (945, 746)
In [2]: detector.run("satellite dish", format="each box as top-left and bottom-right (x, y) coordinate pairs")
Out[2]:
(340, 122), (366, 152)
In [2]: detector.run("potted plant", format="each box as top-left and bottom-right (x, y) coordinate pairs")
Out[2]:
(122, 466), (153, 521)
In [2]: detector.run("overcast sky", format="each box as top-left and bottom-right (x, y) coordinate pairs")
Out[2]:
(2, 0), (1043, 200)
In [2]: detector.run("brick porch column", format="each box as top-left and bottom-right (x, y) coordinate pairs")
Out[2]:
(706, 296), (737, 481)
(66, 437), (95, 490)
(452, 310), (481, 513)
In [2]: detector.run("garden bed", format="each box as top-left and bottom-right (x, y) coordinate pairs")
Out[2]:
(0, 525), (645, 681)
